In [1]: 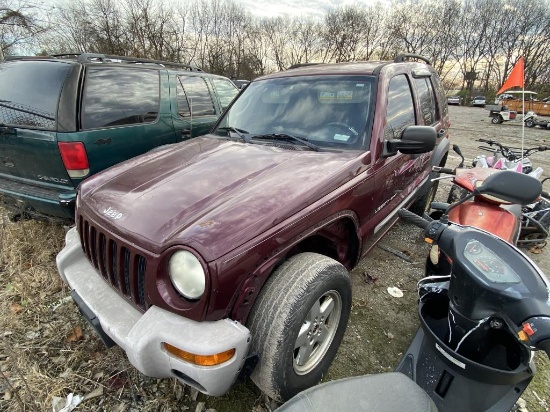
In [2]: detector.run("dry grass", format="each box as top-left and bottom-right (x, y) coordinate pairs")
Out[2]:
(0, 209), (268, 412)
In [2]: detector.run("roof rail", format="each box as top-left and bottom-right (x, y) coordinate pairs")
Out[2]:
(76, 53), (203, 71)
(394, 54), (431, 66)
(51, 53), (82, 59)
(4, 55), (53, 61)
(5, 53), (203, 72)
(286, 63), (322, 70)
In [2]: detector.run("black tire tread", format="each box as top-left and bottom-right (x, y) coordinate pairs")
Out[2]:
(447, 184), (468, 204)
(409, 180), (439, 216)
(247, 252), (351, 401)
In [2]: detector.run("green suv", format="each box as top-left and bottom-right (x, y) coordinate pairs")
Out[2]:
(0, 53), (238, 222)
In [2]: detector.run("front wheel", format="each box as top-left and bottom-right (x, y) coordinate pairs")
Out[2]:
(491, 116), (502, 124)
(525, 119), (535, 128)
(247, 252), (351, 401)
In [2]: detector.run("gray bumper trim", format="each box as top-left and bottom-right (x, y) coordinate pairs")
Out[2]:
(56, 227), (250, 396)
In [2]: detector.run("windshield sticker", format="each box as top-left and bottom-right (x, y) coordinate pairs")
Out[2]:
(337, 91), (353, 100)
(334, 134), (350, 141)
(320, 91), (336, 100)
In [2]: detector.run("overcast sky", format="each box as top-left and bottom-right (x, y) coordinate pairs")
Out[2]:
(44, 0), (388, 19)
(237, 0), (380, 18)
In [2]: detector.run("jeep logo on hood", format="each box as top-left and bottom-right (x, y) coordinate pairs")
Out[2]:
(103, 206), (123, 220)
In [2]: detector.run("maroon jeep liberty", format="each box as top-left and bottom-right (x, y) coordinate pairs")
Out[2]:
(57, 54), (450, 401)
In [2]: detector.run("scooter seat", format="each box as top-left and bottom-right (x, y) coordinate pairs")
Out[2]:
(277, 372), (437, 412)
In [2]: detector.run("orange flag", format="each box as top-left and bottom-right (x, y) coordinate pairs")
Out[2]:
(497, 57), (524, 95)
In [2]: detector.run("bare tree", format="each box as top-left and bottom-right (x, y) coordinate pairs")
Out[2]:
(321, 5), (373, 63)
(30, 0), (550, 94)
(1, 0), (50, 58)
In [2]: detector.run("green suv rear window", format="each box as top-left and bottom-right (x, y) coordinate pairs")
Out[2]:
(81, 67), (160, 130)
(0, 60), (71, 130)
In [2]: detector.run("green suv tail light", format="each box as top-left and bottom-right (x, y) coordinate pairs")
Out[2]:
(58, 142), (90, 178)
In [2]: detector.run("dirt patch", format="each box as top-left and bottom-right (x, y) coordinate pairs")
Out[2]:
(1, 106), (549, 411)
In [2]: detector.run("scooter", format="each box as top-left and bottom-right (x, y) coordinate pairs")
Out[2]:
(444, 142), (549, 248)
(524, 111), (550, 129)
(278, 171), (550, 412)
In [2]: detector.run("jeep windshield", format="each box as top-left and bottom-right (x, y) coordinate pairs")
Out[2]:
(212, 75), (375, 150)
(0, 60), (71, 130)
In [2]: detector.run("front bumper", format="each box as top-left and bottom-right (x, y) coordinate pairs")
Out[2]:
(56, 227), (251, 396)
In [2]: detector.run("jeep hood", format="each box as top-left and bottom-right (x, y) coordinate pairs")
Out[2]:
(80, 136), (359, 261)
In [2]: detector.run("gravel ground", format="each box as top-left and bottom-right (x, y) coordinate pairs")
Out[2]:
(0, 105), (549, 412)
(328, 105), (550, 412)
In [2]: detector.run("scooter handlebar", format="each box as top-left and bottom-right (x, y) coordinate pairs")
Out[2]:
(523, 317), (550, 359)
(432, 166), (455, 175)
(397, 209), (430, 231)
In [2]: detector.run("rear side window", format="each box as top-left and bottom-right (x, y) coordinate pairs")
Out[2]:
(177, 76), (216, 117)
(431, 74), (448, 117)
(81, 67), (159, 130)
(384, 75), (415, 140)
(0, 60), (71, 130)
(414, 77), (440, 125)
(211, 78), (238, 110)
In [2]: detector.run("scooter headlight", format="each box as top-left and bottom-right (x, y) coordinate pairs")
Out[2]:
(168, 251), (205, 300)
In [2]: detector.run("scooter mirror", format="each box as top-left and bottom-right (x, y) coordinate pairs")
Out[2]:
(476, 170), (542, 205)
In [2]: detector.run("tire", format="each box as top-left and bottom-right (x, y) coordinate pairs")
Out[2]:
(491, 116), (502, 124)
(247, 252), (351, 401)
(525, 119), (535, 128)
(447, 184), (468, 204)
(409, 179), (439, 216)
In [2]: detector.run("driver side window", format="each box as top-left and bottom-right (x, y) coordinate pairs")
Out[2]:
(384, 75), (415, 140)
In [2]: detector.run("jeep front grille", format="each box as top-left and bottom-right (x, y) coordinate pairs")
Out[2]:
(78, 216), (148, 310)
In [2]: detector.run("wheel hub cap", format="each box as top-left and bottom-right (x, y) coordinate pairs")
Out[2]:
(293, 290), (342, 375)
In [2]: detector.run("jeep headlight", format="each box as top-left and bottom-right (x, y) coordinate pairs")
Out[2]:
(168, 251), (205, 300)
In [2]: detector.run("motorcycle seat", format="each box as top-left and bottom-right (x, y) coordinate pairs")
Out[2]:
(277, 372), (437, 412)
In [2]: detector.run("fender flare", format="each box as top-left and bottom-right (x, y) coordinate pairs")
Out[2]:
(417, 136), (450, 197)
(430, 136), (450, 168)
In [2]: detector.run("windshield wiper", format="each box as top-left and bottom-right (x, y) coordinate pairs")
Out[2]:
(251, 133), (321, 152)
(216, 126), (250, 143)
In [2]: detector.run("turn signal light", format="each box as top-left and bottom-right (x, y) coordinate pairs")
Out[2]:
(58, 142), (90, 178)
(162, 342), (235, 366)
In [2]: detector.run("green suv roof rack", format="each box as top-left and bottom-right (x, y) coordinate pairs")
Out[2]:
(6, 53), (203, 72)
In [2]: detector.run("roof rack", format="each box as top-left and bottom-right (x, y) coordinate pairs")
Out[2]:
(286, 63), (322, 70)
(394, 54), (431, 66)
(76, 53), (203, 71)
(6, 53), (203, 72)
(4, 55), (54, 61)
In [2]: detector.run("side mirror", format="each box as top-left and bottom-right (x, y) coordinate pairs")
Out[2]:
(383, 126), (436, 157)
(475, 170), (542, 205)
